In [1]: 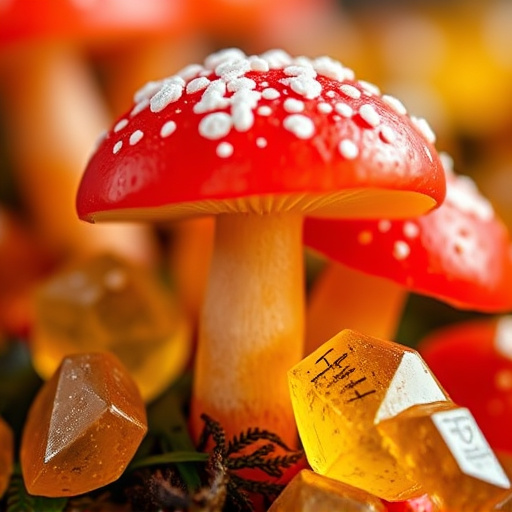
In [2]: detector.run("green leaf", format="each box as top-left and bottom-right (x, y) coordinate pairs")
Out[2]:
(128, 450), (208, 470)
(0, 340), (42, 435)
(5, 476), (67, 512)
(144, 379), (203, 491)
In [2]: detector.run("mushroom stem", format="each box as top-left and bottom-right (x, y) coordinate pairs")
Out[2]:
(191, 212), (304, 446)
(0, 42), (156, 264)
(306, 263), (406, 355)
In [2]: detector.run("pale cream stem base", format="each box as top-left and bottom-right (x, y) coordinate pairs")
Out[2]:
(191, 212), (304, 447)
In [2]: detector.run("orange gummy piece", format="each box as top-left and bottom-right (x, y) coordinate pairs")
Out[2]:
(378, 402), (511, 512)
(31, 253), (190, 402)
(0, 416), (14, 498)
(20, 352), (147, 497)
(288, 329), (450, 501)
(268, 469), (386, 511)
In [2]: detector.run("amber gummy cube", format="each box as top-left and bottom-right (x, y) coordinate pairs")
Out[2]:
(31, 253), (190, 402)
(378, 402), (511, 511)
(20, 352), (148, 497)
(288, 329), (450, 501)
(0, 416), (13, 498)
(268, 469), (386, 511)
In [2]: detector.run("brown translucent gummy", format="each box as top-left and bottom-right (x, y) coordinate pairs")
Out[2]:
(20, 352), (147, 497)
(32, 253), (190, 402)
(288, 329), (450, 501)
(378, 402), (512, 512)
(0, 416), (14, 498)
(268, 469), (386, 511)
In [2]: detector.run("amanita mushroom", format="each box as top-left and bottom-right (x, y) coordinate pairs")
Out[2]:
(304, 153), (512, 351)
(419, 315), (512, 455)
(0, 0), (186, 263)
(76, 48), (445, 446)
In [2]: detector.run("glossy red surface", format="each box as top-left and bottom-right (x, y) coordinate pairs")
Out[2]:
(0, 0), (189, 46)
(419, 317), (512, 454)
(76, 51), (445, 222)
(305, 170), (512, 311)
(384, 494), (437, 512)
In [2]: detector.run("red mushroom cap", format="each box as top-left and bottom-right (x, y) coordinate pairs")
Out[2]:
(419, 316), (512, 454)
(0, 0), (189, 47)
(76, 48), (445, 223)
(305, 154), (512, 312)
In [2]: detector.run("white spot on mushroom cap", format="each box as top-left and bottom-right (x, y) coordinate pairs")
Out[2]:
(113, 48), (441, 167)
(260, 49), (293, 69)
(359, 104), (381, 127)
(318, 102), (333, 114)
(313, 56), (355, 82)
(283, 114), (315, 139)
(393, 240), (410, 260)
(257, 106), (272, 116)
(446, 174), (494, 221)
(150, 79), (184, 113)
(403, 221), (420, 238)
(129, 130), (144, 145)
(186, 76), (211, 94)
(379, 220), (392, 232)
(281, 74), (322, 99)
(232, 102), (254, 132)
(262, 88), (280, 100)
(216, 58), (251, 82)
(411, 116), (436, 144)
(193, 80), (230, 114)
(284, 98), (305, 113)
(338, 139), (359, 159)
(379, 125), (396, 144)
(199, 112), (233, 140)
(284, 64), (316, 78)
(216, 142), (234, 158)
(335, 102), (353, 117)
(160, 120), (177, 138)
(359, 80), (381, 96)
(227, 77), (256, 93)
(248, 56), (269, 72)
(495, 316), (512, 360)
(204, 48), (247, 70)
(256, 137), (267, 148)
(382, 94), (408, 115)
(114, 119), (129, 133)
(340, 84), (361, 99)
(113, 141), (123, 154)
(231, 89), (260, 132)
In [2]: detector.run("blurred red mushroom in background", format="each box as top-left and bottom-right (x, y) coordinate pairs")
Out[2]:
(384, 494), (438, 512)
(304, 153), (512, 352)
(188, 0), (333, 50)
(0, 206), (53, 337)
(75, 48), (445, 450)
(0, 0), (180, 265)
(419, 315), (512, 456)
